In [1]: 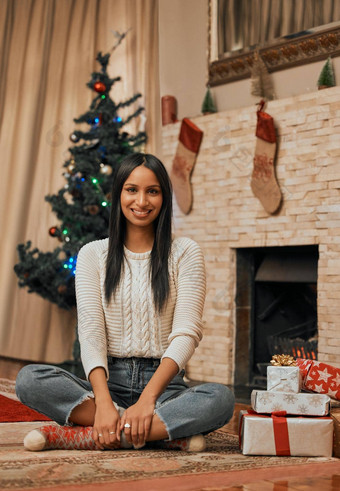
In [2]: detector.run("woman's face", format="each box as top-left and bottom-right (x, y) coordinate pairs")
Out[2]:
(120, 165), (163, 230)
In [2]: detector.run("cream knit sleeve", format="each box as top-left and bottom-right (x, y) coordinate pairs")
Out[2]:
(75, 241), (108, 380)
(162, 239), (206, 370)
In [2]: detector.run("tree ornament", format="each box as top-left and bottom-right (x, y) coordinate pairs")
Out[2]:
(251, 100), (282, 214)
(251, 49), (275, 100)
(94, 81), (106, 93)
(69, 132), (80, 143)
(49, 226), (59, 237)
(106, 192), (112, 202)
(57, 284), (68, 294)
(86, 205), (100, 215)
(67, 162), (76, 174)
(201, 87), (217, 115)
(99, 163), (112, 175)
(317, 57), (336, 89)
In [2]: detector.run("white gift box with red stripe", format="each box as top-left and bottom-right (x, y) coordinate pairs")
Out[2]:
(239, 410), (333, 456)
(267, 366), (302, 393)
(251, 389), (330, 416)
(296, 358), (340, 400)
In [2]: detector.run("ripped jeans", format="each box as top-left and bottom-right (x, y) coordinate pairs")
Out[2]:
(15, 357), (235, 440)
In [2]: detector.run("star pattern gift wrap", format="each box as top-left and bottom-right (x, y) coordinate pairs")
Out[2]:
(296, 358), (340, 400)
(267, 366), (302, 393)
(239, 410), (333, 457)
(251, 390), (330, 416)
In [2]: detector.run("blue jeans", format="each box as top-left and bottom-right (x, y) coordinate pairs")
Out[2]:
(16, 357), (235, 440)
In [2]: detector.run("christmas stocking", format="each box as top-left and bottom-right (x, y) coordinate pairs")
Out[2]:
(171, 118), (203, 214)
(251, 102), (282, 214)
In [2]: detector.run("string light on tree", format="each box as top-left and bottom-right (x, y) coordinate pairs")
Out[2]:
(63, 256), (77, 276)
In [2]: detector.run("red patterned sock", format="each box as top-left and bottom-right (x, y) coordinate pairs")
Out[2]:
(24, 425), (97, 451)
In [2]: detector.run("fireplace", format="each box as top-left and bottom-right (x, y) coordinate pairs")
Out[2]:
(234, 245), (318, 388)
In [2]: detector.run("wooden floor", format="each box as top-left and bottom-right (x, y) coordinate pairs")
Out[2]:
(203, 474), (340, 490)
(1, 356), (339, 490)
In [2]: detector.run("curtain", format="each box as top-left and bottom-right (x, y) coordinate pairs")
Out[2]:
(0, 0), (160, 363)
(218, 0), (340, 55)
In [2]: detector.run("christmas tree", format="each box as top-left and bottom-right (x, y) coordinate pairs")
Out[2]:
(14, 46), (147, 312)
(201, 87), (217, 114)
(317, 57), (335, 89)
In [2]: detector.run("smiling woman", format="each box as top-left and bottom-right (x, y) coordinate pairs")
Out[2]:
(16, 153), (235, 453)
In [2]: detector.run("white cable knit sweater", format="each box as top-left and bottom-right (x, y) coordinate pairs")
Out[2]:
(75, 236), (206, 379)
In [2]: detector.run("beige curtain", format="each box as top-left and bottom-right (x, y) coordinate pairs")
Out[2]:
(0, 0), (160, 364)
(218, 0), (340, 55)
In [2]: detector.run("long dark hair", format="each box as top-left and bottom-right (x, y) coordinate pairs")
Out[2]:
(105, 153), (173, 312)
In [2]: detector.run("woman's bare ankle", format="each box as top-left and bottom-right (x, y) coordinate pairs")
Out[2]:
(69, 398), (96, 426)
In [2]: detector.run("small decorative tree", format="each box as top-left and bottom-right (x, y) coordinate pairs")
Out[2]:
(317, 57), (335, 89)
(201, 87), (217, 114)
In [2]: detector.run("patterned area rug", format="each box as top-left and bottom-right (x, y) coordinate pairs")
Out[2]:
(0, 421), (337, 490)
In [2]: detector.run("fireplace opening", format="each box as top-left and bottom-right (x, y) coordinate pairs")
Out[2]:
(234, 245), (318, 389)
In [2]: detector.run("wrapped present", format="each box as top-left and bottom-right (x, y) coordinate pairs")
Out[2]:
(331, 408), (340, 458)
(267, 366), (302, 393)
(296, 358), (340, 400)
(251, 389), (330, 416)
(239, 409), (333, 456)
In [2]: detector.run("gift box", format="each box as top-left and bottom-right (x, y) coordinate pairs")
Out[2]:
(239, 410), (333, 456)
(267, 365), (302, 393)
(251, 390), (330, 416)
(331, 408), (340, 458)
(296, 358), (340, 400)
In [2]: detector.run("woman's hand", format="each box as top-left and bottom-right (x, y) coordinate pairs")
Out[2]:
(93, 401), (121, 450)
(120, 396), (155, 447)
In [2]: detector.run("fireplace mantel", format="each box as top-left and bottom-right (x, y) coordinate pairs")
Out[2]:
(162, 87), (340, 384)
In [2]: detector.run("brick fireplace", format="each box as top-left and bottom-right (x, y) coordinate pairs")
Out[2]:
(162, 87), (340, 385)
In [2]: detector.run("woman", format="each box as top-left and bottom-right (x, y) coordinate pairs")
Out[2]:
(16, 153), (234, 452)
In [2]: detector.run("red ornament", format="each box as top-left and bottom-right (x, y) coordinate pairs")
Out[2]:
(94, 81), (106, 93)
(49, 226), (58, 237)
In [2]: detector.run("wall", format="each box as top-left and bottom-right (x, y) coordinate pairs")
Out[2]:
(159, 0), (208, 120)
(162, 86), (340, 384)
(158, 1), (340, 116)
